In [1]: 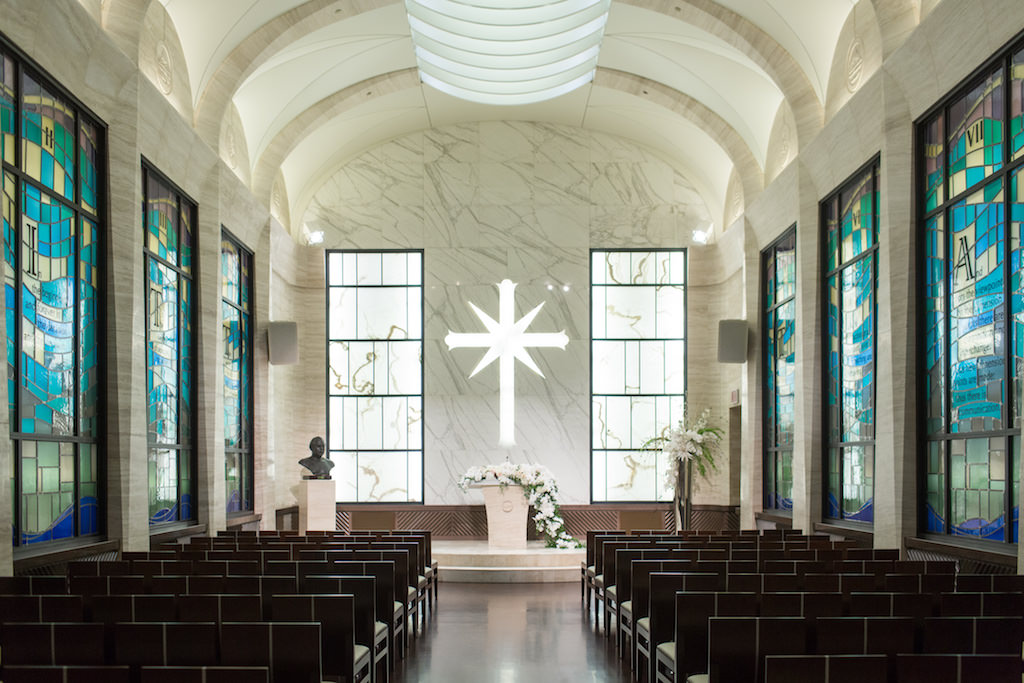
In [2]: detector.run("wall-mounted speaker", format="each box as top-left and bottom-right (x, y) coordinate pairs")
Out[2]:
(717, 319), (748, 363)
(267, 321), (299, 365)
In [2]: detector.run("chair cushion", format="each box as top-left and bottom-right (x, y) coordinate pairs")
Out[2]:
(407, 586), (417, 600)
(418, 575), (428, 589)
(375, 621), (388, 639)
(621, 600), (633, 618)
(685, 675), (709, 683)
(606, 586), (617, 602)
(587, 565), (596, 576)
(594, 575), (604, 588)
(425, 567), (434, 578)
(656, 641), (675, 664)
(353, 643), (371, 670)
(636, 617), (650, 636)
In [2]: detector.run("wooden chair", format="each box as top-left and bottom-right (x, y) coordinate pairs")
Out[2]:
(139, 666), (269, 683)
(219, 621), (323, 683)
(0, 622), (107, 666)
(0, 665), (131, 682)
(895, 654), (1021, 683)
(178, 594), (262, 622)
(685, 616), (808, 683)
(270, 594), (371, 683)
(113, 621), (219, 669)
(764, 654), (887, 683)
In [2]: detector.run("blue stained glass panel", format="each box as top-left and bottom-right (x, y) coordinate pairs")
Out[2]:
(148, 447), (178, 524)
(926, 441), (945, 533)
(842, 445), (874, 522)
(841, 257), (874, 442)
(180, 277), (193, 444)
(948, 69), (1004, 197)
(839, 171), (876, 264)
(21, 74), (75, 201)
(78, 120), (98, 216)
(827, 275), (841, 444)
(925, 114), (945, 211)
(1011, 169), (1024, 428)
(776, 233), (795, 301)
(950, 437), (1006, 540)
(180, 201), (193, 276)
(221, 239), (239, 305)
(78, 443), (97, 536)
(925, 215), (946, 434)
(147, 259), (178, 443)
(20, 184), (75, 436)
(145, 174), (177, 267)
(775, 300), (795, 446)
(222, 301), (240, 449)
(948, 180), (1005, 433)
(3, 172), (14, 430)
(79, 218), (98, 437)
(1009, 49), (1023, 162)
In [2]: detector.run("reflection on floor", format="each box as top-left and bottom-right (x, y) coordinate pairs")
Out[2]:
(393, 581), (633, 683)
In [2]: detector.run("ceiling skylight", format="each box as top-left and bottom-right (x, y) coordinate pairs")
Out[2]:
(405, 0), (612, 106)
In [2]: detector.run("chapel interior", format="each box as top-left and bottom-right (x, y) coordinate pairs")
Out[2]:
(1, 1), (1024, 682)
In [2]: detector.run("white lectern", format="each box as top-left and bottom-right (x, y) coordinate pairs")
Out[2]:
(476, 481), (529, 549)
(298, 479), (335, 534)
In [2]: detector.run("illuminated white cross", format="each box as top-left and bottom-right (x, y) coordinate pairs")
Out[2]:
(445, 279), (569, 447)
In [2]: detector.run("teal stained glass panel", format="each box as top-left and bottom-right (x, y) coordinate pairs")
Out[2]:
(20, 441), (75, 543)
(180, 276), (192, 444)
(826, 275), (841, 444)
(775, 299), (795, 446)
(1, 54), (13, 167)
(145, 174), (177, 267)
(78, 120), (98, 216)
(949, 437), (1006, 539)
(924, 113), (945, 211)
(180, 202), (193, 277)
(225, 450), (242, 513)
(926, 441), (946, 532)
(949, 180), (1005, 433)
(21, 74), (74, 201)
(841, 256), (874, 442)
(222, 301), (240, 449)
(78, 442), (97, 535)
(765, 309), (775, 436)
(925, 215), (946, 434)
(1011, 49), (1023, 162)
(776, 232), (796, 301)
(839, 170), (876, 264)
(20, 183), (74, 436)
(777, 451), (793, 509)
(842, 445), (873, 521)
(221, 239), (239, 305)
(948, 69), (1003, 197)
(1012, 169), (1024, 428)
(3, 173), (14, 430)
(241, 311), (251, 443)
(79, 218), (98, 437)
(148, 447), (178, 523)
(147, 259), (178, 444)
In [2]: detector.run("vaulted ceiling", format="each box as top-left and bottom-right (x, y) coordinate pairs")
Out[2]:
(99, 0), (930, 239)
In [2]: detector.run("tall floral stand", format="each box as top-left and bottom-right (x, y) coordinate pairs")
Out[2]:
(476, 481), (529, 549)
(673, 460), (693, 532)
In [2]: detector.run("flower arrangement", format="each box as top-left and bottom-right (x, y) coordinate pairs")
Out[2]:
(645, 409), (723, 530)
(458, 462), (583, 548)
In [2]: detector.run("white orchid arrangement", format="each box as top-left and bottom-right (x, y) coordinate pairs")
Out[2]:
(645, 409), (722, 528)
(458, 462), (582, 548)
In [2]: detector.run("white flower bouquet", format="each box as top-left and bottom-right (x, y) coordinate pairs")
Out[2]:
(645, 409), (722, 530)
(458, 462), (582, 548)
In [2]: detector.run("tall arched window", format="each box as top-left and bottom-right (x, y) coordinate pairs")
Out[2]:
(920, 37), (1024, 544)
(2, 43), (105, 547)
(222, 231), (253, 515)
(763, 227), (796, 512)
(822, 159), (879, 524)
(143, 163), (196, 526)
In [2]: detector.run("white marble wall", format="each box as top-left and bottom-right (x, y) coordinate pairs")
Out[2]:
(302, 122), (717, 505)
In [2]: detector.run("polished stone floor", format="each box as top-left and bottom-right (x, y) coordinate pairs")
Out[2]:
(392, 581), (633, 683)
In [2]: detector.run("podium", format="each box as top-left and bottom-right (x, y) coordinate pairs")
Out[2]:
(298, 479), (335, 533)
(476, 481), (529, 549)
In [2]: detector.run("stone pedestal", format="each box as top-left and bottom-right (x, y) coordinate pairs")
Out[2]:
(477, 482), (529, 549)
(298, 479), (335, 534)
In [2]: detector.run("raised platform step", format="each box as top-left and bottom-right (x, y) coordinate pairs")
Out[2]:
(435, 540), (584, 583)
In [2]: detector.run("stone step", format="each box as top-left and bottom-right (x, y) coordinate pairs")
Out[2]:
(435, 550), (583, 568)
(439, 565), (579, 583)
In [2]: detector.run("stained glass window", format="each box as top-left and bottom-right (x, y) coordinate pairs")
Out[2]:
(222, 232), (253, 515)
(823, 160), (878, 524)
(763, 228), (795, 512)
(591, 249), (686, 502)
(327, 250), (423, 502)
(144, 164), (195, 525)
(3, 46), (104, 548)
(919, 39), (1024, 545)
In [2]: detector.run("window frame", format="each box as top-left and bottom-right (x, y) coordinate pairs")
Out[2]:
(761, 225), (796, 514)
(3, 37), (108, 550)
(589, 247), (688, 503)
(820, 155), (881, 526)
(325, 248), (425, 504)
(142, 159), (197, 528)
(221, 228), (254, 517)
(915, 31), (1024, 546)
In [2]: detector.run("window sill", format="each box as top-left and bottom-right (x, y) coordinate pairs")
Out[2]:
(149, 522), (207, 547)
(906, 535), (1017, 570)
(756, 511), (793, 527)
(814, 521), (874, 544)
(13, 538), (120, 574)
(226, 512), (262, 530)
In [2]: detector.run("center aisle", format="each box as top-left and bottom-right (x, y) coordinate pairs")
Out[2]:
(392, 582), (634, 683)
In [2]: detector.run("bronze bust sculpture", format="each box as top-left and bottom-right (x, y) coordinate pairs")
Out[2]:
(298, 436), (334, 480)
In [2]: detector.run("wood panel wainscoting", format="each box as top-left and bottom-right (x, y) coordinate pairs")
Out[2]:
(275, 503), (740, 539)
